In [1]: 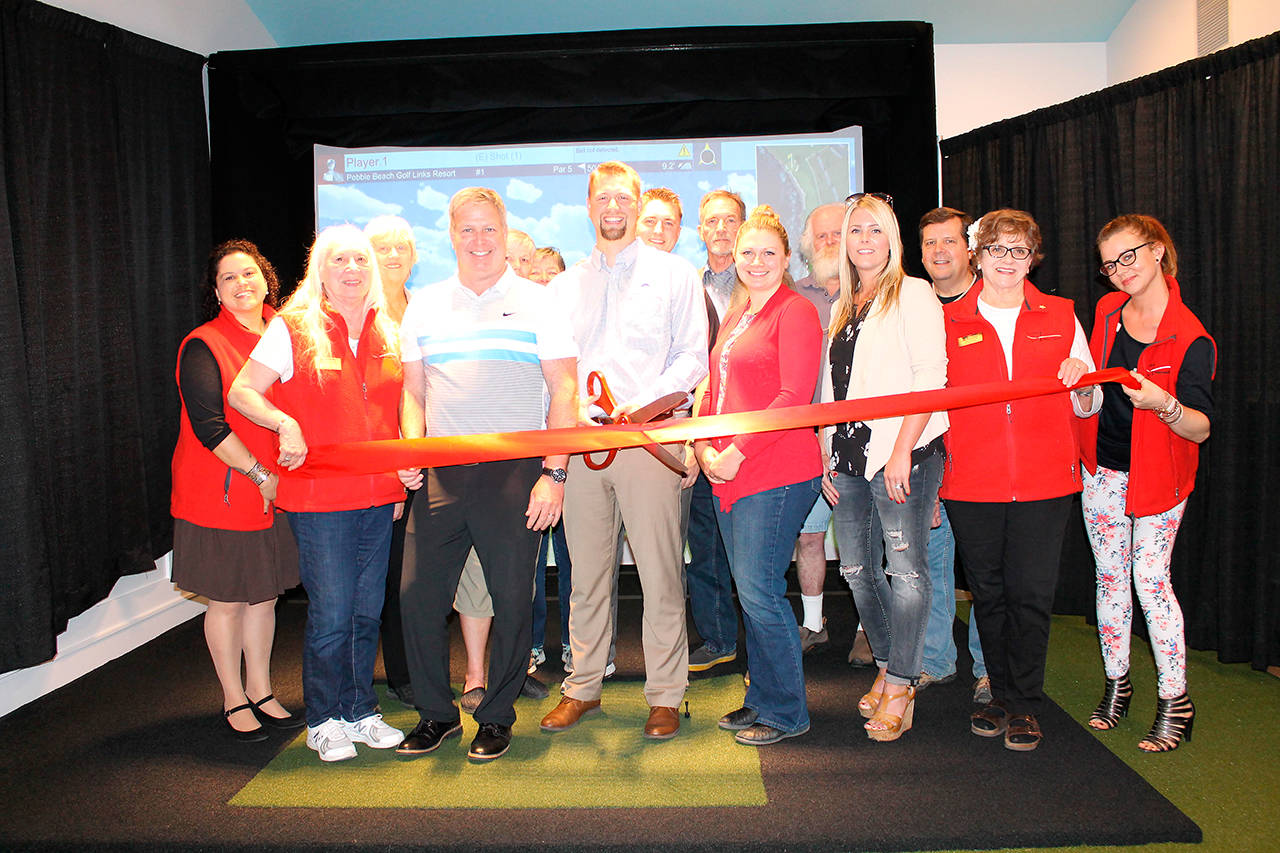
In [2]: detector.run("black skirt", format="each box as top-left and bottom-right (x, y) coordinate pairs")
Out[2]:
(172, 511), (299, 603)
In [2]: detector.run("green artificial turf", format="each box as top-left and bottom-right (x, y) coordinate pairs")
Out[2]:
(230, 674), (766, 809)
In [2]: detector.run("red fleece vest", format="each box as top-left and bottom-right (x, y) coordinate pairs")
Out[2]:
(273, 306), (405, 512)
(171, 308), (280, 530)
(941, 280), (1084, 502)
(1080, 276), (1216, 516)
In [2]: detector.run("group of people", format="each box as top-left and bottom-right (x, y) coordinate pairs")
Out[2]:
(168, 158), (1214, 764)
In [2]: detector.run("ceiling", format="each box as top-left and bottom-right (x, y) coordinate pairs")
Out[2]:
(242, 0), (1138, 48)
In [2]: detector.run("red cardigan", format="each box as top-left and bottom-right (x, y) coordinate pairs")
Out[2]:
(1080, 276), (1216, 516)
(698, 286), (823, 510)
(273, 306), (405, 512)
(941, 280), (1084, 503)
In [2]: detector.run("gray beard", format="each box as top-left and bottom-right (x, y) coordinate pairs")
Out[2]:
(811, 252), (841, 284)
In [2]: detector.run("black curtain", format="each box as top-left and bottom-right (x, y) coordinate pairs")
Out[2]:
(207, 22), (939, 289)
(0, 0), (210, 672)
(941, 32), (1280, 670)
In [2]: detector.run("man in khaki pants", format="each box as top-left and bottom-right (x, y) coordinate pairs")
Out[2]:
(543, 161), (708, 740)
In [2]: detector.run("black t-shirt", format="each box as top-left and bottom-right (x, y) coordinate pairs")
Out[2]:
(177, 338), (232, 450)
(1096, 323), (1215, 471)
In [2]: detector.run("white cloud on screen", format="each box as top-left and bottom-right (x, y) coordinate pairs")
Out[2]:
(726, 172), (758, 206)
(507, 202), (592, 258)
(317, 185), (403, 221)
(416, 184), (449, 211)
(505, 178), (544, 204)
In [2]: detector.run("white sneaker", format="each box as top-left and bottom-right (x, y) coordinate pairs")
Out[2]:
(306, 718), (357, 762)
(343, 713), (404, 749)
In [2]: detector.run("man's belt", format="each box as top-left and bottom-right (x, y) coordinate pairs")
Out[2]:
(582, 371), (688, 474)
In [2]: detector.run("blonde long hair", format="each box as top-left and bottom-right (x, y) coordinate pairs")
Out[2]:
(829, 194), (906, 338)
(728, 205), (794, 311)
(280, 224), (399, 381)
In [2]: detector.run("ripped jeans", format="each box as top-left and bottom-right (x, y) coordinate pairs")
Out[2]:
(830, 453), (942, 686)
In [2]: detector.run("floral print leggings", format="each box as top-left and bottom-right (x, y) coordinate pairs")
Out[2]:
(1082, 466), (1188, 698)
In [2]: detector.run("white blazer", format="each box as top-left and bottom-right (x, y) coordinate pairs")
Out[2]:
(821, 275), (949, 480)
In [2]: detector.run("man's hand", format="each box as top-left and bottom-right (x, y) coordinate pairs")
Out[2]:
(526, 474), (564, 531)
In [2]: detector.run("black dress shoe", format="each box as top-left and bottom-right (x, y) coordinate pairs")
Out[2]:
(395, 718), (462, 755)
(248, 694), (306, 730)
(520, 674), (550, 700)
(223, 703), (269, 743)
(468, 722), (512, 760)
(718, 706), (759, 731)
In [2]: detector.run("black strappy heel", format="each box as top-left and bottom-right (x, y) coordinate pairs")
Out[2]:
(1139, 692), (1195, 752)
(1087, 673), (1133, 730)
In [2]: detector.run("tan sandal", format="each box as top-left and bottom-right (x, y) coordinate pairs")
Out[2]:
(858, 669), (887, 719)
(865, 684), (915, 742)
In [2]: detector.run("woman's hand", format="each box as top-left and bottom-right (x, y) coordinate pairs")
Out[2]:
(883, 448), (911, 504)
(703, 443), (745, 483)
(1057, 357), (1090, 387)
(398, 467), (424, 490)
(821, 470), (840, 506)
(258, 472), (279, 513)
(277, 415), (308, 470)
(392, 501), (405, 522)
(1122, 369), (1172, 411)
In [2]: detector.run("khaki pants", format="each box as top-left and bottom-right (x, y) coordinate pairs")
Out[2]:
(562, 447), (688, 706)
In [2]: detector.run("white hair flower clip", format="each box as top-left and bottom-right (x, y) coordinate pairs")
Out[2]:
(967, 217), (982, 252)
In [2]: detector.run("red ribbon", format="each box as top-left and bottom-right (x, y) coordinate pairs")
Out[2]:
(297, 367), (1138, 478)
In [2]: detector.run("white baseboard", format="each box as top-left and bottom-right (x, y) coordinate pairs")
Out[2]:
(0, 551), (206, 718)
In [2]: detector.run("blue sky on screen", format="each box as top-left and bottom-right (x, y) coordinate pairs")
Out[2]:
(315, 128), (862, 291)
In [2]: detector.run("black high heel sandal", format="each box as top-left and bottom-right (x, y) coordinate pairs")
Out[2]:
(1087, 673), (1132, 730)
(1139, 692), (1195, 752)
(223, 703), (269, 742)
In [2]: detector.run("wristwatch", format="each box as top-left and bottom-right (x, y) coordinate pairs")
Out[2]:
(541, 466), (568, 483)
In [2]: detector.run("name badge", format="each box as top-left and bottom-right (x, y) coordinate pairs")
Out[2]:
(958, 333), (983, 347)
(316, 356), (342, 370)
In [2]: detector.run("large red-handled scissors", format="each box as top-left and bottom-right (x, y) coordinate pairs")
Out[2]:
(583, 371), (689, 474)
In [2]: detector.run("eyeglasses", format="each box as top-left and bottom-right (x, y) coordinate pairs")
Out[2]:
(845, 192), (894, 209)
(1099, 241), (1154, 276)
(982, 244), (1032, 260)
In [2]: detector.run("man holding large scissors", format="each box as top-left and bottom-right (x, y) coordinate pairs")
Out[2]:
(543, 161), (708, 740)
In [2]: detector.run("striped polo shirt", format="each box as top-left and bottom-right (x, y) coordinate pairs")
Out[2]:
(400, 267), (577, 437)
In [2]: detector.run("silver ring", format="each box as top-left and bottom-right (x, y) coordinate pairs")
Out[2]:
(895, 484), (904, 490)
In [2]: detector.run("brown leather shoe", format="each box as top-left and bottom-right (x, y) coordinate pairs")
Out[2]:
(848, 629), (874, 667)
(643, 705), (680, 740)
(539, 696), (601, 732)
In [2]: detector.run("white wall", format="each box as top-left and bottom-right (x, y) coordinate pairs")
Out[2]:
(0, 556), (206, 717)
(935, 42), (1108, 139)
(1230, 0), (1280, 45)
(1106, 0), (1197, 85)
(42, 0), (274, 54)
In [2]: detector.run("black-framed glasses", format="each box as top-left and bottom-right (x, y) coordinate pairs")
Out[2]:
(982, 244), (1032, 260)
(1099, 241), (1154, 276)
(845, 192), (894, 208)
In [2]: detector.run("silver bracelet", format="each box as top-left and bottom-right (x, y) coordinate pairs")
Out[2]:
(245, 461), (271, 486)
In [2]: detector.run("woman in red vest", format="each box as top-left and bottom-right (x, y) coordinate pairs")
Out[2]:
(1080, 215), (1214, 752)
(230, 225), (406, 763)
(171, 240), (301, 742)
(942, 209), (1101, 751)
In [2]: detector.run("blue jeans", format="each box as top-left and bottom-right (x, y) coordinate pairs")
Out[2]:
(289, 506), (394, 728)
(716, 477), (820, 733)
(687, 472), (737, 654)
(532, 521), (571, 651)
(922, 502), (987, 679)
(831, 453), (942, 685)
